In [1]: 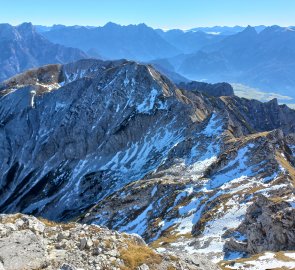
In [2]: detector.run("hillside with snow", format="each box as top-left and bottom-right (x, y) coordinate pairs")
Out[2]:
(0, 59), (295, 269)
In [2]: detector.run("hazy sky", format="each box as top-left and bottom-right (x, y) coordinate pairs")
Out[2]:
(1, 0), (294, 29)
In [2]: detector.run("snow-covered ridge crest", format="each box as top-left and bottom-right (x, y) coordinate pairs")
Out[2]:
(0, 59), (178, 113)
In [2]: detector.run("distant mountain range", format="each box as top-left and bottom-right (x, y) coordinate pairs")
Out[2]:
(188, 25), (267, 35)
(1, 22), (295, 105)
(40, 22), (181, 61)
(169, 26), (295, 97)
(153, 25), (295, 100)
(0, 22), (87, 81)
(37, 23), (295, 100)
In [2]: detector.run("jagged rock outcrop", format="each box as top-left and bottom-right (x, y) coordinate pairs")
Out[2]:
(0, 59), (295, 265)
(0, 213), (219, 270)
(224, 195), (295, 255)
(217, 96), (295, 135)
(177, 81), (234, 97)
(0, 22), (87, 81)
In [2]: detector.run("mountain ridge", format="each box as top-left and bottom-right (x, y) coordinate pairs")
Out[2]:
(162, 25), (295, 99)
(0, 59), (295, 268)
(0, 22), (87, 82)
(40, 22), (180, 61)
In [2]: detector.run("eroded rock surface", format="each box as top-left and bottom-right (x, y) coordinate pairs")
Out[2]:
(225, 195), (295, 255)
(177, 81), (234, 97)
(0, 213), (219, 270)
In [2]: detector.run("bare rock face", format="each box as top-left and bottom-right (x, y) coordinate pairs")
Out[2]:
(177, 81), (234, 97)
(225, 195), (295, 255)
(0, 213), (220, 270)
(218, 96), (295, 135)
(0, 230), (46, 270)
(0, 59), (215, 221)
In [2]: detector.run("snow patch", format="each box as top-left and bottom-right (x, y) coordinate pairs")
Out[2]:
(202, 113), (223, 136)
(207, 144), (255, 189)
(137, 88), (158, 113)
(151, 186), (158, 197)
(119, 203), (153, 235)
(230, 252), (295, 270)
(30, 90), (36, 108)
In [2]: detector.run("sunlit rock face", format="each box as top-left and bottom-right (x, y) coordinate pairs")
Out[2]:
(1, 59), (295, 265)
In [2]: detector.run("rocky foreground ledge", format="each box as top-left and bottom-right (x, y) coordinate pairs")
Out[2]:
(0, 214), (219, 270)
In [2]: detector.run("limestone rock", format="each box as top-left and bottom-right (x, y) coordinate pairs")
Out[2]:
(0, 262), (5, 270)
(177, 81), (234, 97)
(60, 264), (77, 270)
(137, 264), (149, 270)
(0, 230), (47, 270)
(225, 195), (295, 254)
(0, 213), (219, 270)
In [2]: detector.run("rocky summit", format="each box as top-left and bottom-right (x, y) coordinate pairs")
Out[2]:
(0, 213), (218, 270)
(0, 59), (295, 269)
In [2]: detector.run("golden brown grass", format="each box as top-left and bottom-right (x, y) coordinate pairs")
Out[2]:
(38, 217), (58, 227)
(275, 151), (295, 185)
(38, 217), (76, 230)
(104, 239), (112, 249)
(150, 233), (180, 249)
(275, 251), (295, 262)
(1, 213), (23, 223)
(119, 242), (162, 270)
(227, 131), (270, 144)
(150, 225), (181, 249)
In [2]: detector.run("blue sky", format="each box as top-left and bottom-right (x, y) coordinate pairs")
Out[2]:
(1, 0), (294, 29)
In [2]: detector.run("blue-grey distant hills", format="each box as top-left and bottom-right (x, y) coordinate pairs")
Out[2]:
(40, 22), (181, 61)
(188, 25), (266, 35)
(155, 26), (295, 99)
(0, 22), (87, 81)
(38, 23), (295, 99)
(2, 22), (295, 102)
(155, 28), (225, 54)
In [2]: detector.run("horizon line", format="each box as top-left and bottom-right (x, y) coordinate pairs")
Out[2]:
(1, 21), (294, 31)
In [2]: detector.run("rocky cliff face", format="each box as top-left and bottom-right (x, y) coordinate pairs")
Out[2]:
(0, 22), (87, 81)
(0, 59), (295, 268)
(177, 81), (234, 97)
(225, 195), (295, 254)
(0, 213), (218, 270)
(0, 59), (207, 221)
